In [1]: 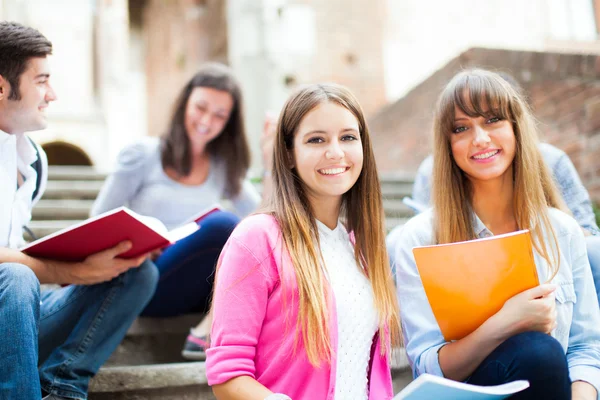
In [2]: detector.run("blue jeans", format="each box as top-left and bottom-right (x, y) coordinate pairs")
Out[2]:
(0, 259), (158, 400)
(585, 235), (600, 306)
(466, 331), (571, 399)
(141, 210), (240, 317)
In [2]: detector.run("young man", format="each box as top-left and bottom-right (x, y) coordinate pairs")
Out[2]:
(0, 22), (158, 400)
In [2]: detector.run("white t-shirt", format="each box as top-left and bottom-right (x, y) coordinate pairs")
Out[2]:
(317, 219), (379, 400)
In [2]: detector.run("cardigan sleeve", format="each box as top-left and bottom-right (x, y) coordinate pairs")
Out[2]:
(205, 214), (280, 385)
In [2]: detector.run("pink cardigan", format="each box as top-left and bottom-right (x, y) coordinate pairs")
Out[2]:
(206, 214), (394, 400)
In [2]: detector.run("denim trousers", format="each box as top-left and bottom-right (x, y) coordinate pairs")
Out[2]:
(466, 331), (571, 399)
(141, 210), (240, 317)
(0, 259), (158, 400)
(585, 235), (600, 306)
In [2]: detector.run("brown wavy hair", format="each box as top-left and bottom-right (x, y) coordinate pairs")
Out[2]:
(432, 69), (567, 278)
(268, 83), (401, 366)
(160, 63), (249, 196)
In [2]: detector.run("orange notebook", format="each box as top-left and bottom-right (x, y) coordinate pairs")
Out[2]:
(412, 229), (539, 341)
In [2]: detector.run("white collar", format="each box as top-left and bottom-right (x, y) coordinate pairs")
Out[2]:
(0, 129), (38, 166)
(16, 132), (38, 166)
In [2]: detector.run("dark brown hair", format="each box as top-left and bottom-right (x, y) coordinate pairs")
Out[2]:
(0, 21), (52, 100)
(160, 63), (249, 196)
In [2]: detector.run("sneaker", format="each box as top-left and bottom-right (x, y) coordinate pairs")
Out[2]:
(181, 330), (210, 361)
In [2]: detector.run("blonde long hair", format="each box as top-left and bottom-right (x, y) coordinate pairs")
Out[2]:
(432, 69), (567, 277)
(269, 83), (400, 366)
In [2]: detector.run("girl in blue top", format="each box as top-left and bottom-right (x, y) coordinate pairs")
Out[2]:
(93, 63), (273, 360)
(393, 69), (600, 399)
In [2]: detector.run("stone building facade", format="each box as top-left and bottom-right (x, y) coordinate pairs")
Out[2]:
(1, 0), (600, 193)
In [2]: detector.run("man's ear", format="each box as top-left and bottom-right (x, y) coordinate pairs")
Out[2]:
(0, 75), (5, 100)
(0, 75), (9, 101)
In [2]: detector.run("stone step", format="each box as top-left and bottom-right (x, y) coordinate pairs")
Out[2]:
(43, 180), (105, 200)
(379, 173), (416, 185)
(48, 166), (107, 181)
(32, 199), (94, 220)
(106, 314), (201, 366)
(40, 176), (412, 202)
(88, 362), (413, 399)
(39, 180), (412, 203)
(26, 220), (79, 240)
(107, 313), (410, 369)
(89, 362), (214, 400)
(383, 199), (414, 218)
(26, 216), (411, 240)
(29, 198), (413, 225)
(380, 182), (413, 199)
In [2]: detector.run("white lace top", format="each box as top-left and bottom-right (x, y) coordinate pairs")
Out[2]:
(317, 220), (379, 400)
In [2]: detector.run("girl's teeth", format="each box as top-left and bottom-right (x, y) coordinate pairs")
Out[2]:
(320, 168), (346, 175)
(473, 150), (499, 160)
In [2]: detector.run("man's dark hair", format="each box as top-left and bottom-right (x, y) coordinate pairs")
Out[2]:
(0, 21), (52, 100)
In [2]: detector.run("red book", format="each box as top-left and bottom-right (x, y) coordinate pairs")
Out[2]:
(21, 204), (222, 262)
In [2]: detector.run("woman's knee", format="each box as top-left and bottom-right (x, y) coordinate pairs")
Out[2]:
(509, 331), (568, 376)
(200, 210), (240, 234)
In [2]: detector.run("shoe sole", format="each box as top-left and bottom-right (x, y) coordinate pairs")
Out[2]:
(182, 350), (207, 361)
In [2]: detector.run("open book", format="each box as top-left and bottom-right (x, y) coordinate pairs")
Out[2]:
(394, 373), (529, 399)
(412, 229), (539, 341)
(21, 204), (222, 262)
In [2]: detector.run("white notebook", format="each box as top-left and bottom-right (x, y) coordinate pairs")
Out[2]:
(394, 374), (529, 400)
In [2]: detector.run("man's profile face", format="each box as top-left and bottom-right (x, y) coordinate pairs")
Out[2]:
(0, 56), (57, 134)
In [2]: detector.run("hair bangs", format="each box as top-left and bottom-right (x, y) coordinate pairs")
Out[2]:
(439, 71), (514, 136)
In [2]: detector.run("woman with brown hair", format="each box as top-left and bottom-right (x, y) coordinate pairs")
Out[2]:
(92, 63), (271, 359)
(206, 83), (400, 399)
(393, 69), (600, 399)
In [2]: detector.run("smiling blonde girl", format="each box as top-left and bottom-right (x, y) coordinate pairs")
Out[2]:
(393, 69), (600, 400)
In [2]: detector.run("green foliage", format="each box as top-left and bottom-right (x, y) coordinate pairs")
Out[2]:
(594, 203), (600, 228)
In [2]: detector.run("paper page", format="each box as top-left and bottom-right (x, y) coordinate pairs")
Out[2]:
(133, 214), (169, 236)
(166, 222), (199, 243)
(395, 374), (529, 400)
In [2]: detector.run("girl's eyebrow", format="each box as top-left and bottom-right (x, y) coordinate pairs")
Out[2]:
(303, 128), (358, 137)
(302, 129), (328, 137)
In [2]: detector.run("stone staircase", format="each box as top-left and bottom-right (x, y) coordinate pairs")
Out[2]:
(31, 166), (417, 399)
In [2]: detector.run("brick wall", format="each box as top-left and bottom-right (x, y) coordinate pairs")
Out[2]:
(369, 47), (600, 202)
(141, 0), (228, 138)
(291, 0), (387, 116)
